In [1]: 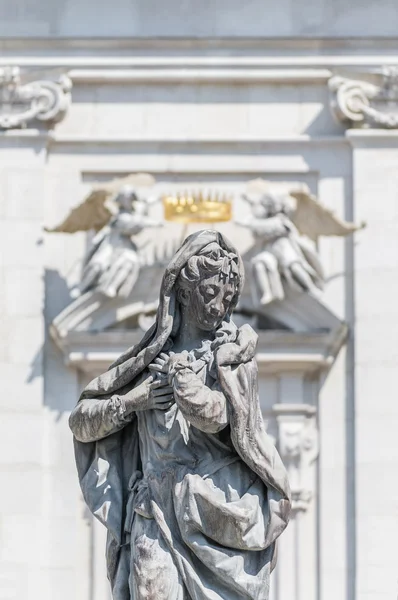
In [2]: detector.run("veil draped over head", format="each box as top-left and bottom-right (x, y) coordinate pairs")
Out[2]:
(80, 229), (244, 401)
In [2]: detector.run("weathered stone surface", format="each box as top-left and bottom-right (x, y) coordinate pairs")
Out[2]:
(69, 229), (291, 599)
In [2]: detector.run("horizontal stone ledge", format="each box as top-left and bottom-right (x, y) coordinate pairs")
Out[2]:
(67, 67), (332, 84)
(346, 129), (398, 145)
(272, 403), (317, 416)
(0, 128), (48, 137)
(2, 51), (398, 69)
(256, 353), (333, 374)
(48, 133), (347, 146)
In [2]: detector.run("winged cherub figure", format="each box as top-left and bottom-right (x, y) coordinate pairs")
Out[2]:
(46, 173), (162, 299)
(238, 179), (363, 306)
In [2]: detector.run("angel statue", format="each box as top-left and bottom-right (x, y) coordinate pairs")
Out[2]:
(47, 173), (161, 299)
(238, 179), (362, 306)
(69, 229), (291, 600)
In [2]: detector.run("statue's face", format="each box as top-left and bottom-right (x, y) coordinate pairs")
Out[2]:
(184, 272), (236, 332)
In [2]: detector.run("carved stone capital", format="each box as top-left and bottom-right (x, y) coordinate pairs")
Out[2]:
(0, 67), (72, 130)
(329, 68), (398, 129)
(272, 404), (319, 512)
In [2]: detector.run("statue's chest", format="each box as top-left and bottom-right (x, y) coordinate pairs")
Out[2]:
(138, 364), (210, 464)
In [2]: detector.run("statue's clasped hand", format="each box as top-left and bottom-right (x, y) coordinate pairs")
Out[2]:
(138, 352), (175, 411)
(149, 351), (192, 386)
(168, 352), (193, 386)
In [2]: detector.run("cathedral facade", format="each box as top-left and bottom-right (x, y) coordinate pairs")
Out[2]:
(0, 3), (396, 599)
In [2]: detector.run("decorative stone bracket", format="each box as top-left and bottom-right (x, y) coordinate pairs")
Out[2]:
(272, 403), (319, 512)
(329, 67), (398, 129)
(0, 66), (72, 129)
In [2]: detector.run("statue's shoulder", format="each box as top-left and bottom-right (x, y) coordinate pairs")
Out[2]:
(217, 323), (258, 366)
(236, 324), (258, 358)
(236, 323), (258, 344)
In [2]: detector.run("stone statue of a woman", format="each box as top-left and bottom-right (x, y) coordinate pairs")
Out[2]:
(69, 229), (291, 600)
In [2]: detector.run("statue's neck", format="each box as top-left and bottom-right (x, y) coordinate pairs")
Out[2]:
(172, 309), (213, 353)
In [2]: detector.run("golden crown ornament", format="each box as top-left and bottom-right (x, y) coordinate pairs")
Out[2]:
(162, 190), (233, 224)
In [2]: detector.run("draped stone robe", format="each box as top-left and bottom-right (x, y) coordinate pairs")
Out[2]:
(71, 324), (291, 599)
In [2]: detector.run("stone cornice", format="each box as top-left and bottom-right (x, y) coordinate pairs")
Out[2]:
(48, 133), (346, 146)
(345, 128), (398, 146)
(68, 67), (331, 84)
(2, 36), (398, 67)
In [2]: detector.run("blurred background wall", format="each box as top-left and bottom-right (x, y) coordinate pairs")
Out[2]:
(0, 2), (397, 599)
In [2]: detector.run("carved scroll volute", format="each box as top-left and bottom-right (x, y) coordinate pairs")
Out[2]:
(329, 69), (398, 129)
(273, 404), (319, 512)
(329, 76), (375, 126)
(0, 67), (72, 130)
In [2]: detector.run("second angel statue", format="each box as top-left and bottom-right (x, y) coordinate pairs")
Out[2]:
(69, 229), (291, 600)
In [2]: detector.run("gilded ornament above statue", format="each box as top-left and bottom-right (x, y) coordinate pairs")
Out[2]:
(162, 189), (233, 224)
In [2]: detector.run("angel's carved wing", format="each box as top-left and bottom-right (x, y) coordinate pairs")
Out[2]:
(45, 189), (114, 233)
(45, 173), (156, 234)
(290, 190), (363, 241)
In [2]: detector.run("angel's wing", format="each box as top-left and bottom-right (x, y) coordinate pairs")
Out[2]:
(45, 189), (114, 233)
(290, 190), (363, 240)
(45, 173), (156, 234)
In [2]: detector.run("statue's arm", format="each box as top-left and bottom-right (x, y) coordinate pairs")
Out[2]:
(69, 374), (173, 443)
(236, 215), (291, 242)
(251, 216), (291, 242)
(69, 395), (134, 443)
(171, 368), (228, 434)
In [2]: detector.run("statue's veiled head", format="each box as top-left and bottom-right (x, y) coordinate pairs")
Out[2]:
(79, 230), (244, 398)
(174, 241), (241, 332)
